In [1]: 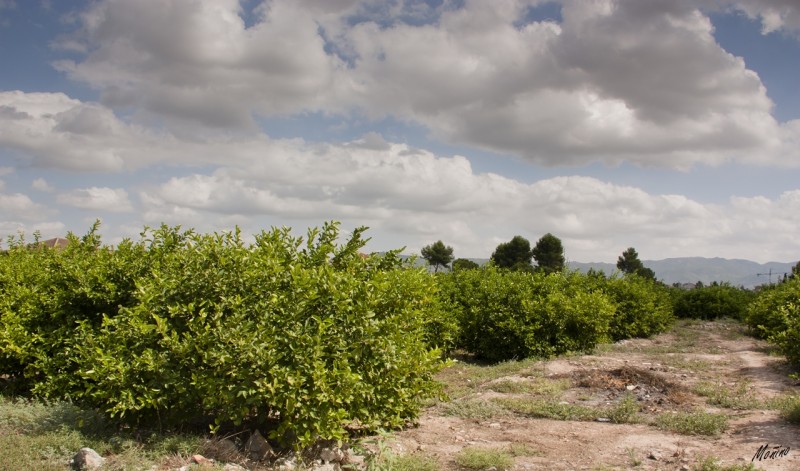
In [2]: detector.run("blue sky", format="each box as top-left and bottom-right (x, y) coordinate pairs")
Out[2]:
(2, 0), (800, 263)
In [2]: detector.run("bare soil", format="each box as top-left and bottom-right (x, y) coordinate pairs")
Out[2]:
(385, 320), (800, 470)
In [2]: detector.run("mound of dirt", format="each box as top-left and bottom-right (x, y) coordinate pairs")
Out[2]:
(566, 365), (694, 412)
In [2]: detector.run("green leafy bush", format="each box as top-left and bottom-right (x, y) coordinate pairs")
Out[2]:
(673, 283), (754, 320)
(0, 223), (148, 389)
(746, 278), (800, 340)
(2, 222), (444, 448)
(440, 267), (615, 362)
(747, 278), (800, 368)
(601, 274), (674, 341)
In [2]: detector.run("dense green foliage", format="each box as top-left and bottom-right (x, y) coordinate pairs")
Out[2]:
(531, 233), (565, 274)
(0, 222), (149, 388)
(600, 274), (674, 341)
(0, 223), (444, 448)
(452, 258), (479, 271)
(746, 278), (800, 368)
(673, 283), (755, 320)
(437, 267), (672, 362)
(420, 240), (454, 272)
(490, 236), (533, 271)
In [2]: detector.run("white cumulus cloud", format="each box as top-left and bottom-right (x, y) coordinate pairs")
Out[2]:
(57, 187), (133, 212)
(32, 178), (55, 192)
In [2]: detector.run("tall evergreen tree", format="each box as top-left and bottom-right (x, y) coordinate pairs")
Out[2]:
(616, 247), (656, 280)
(491, 236), (533, 271)
(421, 240), (454, 273)
(532, 233), (565, 274)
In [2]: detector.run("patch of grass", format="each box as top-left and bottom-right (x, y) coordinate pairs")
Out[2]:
(437, 358), (542, 399)
(626, 447), (642, 467)
(454, 446), (513, 471)
(694, 381), (761, 410)
(660, 356), (716, 372)
(494, 398), (599, 421)
(767, 394), (800, 424)
(487, 379), (536, 394)
(440, 399), (509, 420)
(607, 394), (641, 424)
(488, 377), (570, 397)
(369, 451), (440, 471)
(507, 442), (543, 457)
(654, 410), (729, 436)
(693, 455), (762, 471)
(0, 396), (211, 471)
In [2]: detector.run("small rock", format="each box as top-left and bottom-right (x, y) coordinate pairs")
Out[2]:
(488, 422), (502, 429)
(191, 454), (212, 465)
(319, 447), (345, 463)
(223, 464), (247, 471)
(596, 417), (611, 422)
(626, 385), (637, 391)
(274, 456), (297, 470)
(245, 429), (274, 461)
(204, 438), (239, 462)
(343, 449), (366, 468)
(648, 450), (662, 461)
(311, 463), (340, 471)
(71, 447), (105, 470)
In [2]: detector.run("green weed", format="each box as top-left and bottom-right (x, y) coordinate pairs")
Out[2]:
(767, 394), (800, 424)
(626, 447), (642, 467)
(494, 398), (599, 421)
(454, 446), (513, 470)
(440, 399), (509, 420)
(507, 442), (543, 457)
(654, 411), (729, 436)
(607, 394), (641, 424)
(693, 381), (761, 410)
(693, 455), (762, 471)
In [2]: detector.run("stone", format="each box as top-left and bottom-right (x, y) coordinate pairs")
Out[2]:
(204, 438), (240, 462)
(273, 456), (297, 470)
(311, 463), (340, 471)
(648, 450), (662, 461)
(319, 447), (345, 463)
(343, 449), (366, 468)
(191, 454), (212, 465)
(223, 464), (247, 471)
(245, 429), (273, 461)
(71, 447), (105, 470)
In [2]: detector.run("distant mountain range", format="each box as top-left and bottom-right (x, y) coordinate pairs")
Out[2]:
(568, 257), (797, 288)
(416, 256), (796, 288)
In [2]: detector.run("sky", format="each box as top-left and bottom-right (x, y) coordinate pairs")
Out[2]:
(1, 0), (800, 264)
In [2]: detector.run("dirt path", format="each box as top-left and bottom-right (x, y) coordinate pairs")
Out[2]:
(386, 320), (799, 470)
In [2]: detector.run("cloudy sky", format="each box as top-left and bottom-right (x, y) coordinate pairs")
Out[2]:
(1, 0), (800, 263)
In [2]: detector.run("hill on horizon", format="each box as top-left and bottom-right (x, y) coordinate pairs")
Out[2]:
(570, 257), (796, 288)
(418, 255), (796, 288)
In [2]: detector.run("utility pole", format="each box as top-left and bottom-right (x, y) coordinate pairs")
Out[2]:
(757, 268), (786, 285)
